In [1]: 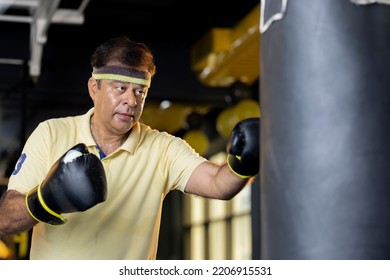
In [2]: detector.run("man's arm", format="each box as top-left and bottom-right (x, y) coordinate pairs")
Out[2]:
(1, 143), (108, 235)
(185, 161), (252, 200)
(185, 118), (259, 200)
(0, 190), (37, 236)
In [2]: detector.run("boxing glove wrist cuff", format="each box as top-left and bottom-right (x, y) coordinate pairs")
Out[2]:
(26, 184), (67, 226)
(227, 154), (253, 179)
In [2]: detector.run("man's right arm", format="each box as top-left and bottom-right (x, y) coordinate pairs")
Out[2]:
(0, 190), (37, 237)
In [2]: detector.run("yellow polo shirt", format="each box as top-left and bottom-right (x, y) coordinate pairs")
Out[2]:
(8, 108), (206, 259)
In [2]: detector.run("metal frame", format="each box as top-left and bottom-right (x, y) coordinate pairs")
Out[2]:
(0, 0), (91, 78)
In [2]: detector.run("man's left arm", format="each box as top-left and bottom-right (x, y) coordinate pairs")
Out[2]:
(185, 118), (260, 200)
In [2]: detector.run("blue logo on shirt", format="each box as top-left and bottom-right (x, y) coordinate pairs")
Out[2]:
(12, 153), (27, 175)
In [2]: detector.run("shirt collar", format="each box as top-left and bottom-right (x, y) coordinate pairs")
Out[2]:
(78, 107), (96, 148)
(78, 107), (142, 155)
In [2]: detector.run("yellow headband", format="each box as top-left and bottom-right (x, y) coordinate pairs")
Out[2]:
(92, 66), (151, 87)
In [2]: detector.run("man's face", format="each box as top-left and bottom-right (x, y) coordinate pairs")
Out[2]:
(88, 77), (148, 135)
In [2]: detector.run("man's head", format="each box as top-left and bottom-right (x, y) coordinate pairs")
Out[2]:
(88, 36), (156, 136)
(90, 36), (156, 77)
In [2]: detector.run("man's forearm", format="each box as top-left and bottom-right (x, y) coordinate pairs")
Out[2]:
(0, 190), (37, 236)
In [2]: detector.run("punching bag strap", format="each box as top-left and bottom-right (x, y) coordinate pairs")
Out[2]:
(260, 0), (288, 33)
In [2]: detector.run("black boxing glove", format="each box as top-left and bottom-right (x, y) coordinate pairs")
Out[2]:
(26, 143), (107, 225)
(226, 118), (260, 179)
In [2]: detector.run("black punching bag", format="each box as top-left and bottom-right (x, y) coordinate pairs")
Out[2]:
(260, 0), (390, 259)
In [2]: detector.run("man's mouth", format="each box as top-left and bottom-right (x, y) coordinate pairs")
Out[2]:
(116, 112), (134, 121)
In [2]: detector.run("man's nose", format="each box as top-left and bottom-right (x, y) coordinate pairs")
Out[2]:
(122, 90), (137, 107)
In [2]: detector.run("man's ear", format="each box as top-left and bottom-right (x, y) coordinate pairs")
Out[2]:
(88, 77), (98, 101)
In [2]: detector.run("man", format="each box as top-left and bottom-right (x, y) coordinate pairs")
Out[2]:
(0, 36), (259, 259)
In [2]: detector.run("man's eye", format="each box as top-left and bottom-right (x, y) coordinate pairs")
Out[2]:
(113, 86), (126, 93)
(135, 90), (146, 97)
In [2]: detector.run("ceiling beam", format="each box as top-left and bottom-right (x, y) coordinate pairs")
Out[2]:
(0, 0), (91, 79)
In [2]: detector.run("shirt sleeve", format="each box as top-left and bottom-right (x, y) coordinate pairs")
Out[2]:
(162, 134), (207, 193)
(7, 122), (51, 194)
